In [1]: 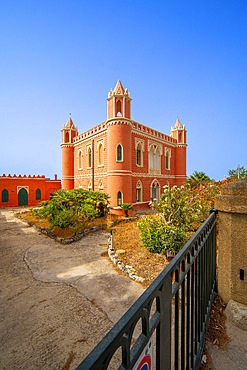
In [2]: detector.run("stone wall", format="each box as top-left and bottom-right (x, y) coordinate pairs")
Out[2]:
(215, 179), (247, 306)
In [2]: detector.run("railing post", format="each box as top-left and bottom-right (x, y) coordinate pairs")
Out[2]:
(159, 275), (172, 370)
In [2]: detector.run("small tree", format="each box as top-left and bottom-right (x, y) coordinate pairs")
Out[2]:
(228, 166), (247, 180)
(120, 203), (133, 217)
(187, 171), (212, 188)
(139, 181), (221, 255)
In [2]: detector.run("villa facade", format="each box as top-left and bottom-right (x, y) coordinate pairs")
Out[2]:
(61, 80), (187, 209)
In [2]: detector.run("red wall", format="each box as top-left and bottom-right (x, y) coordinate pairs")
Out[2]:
(0, 175), (61, 208)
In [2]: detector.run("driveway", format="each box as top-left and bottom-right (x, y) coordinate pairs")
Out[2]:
(0, 209), (143, 369)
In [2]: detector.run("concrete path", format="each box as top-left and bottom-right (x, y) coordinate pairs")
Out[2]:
(0, 209), (144, 370)
(208, 319), (247, 370)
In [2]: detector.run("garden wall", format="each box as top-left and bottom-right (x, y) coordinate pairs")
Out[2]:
(215, 179), (247, 306)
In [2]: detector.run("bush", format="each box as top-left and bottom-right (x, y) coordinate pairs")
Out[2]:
(139, 181), (225, 255)
(151, 183), (220, 232)
(138, 215), (186, 254)
(49, 209), (79, 229)
(33, 188), (109, 230)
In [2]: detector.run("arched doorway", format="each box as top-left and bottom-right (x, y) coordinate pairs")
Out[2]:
(18, 188), (28, 206)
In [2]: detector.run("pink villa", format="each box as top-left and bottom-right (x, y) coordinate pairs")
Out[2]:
(61, 80), (187, 210)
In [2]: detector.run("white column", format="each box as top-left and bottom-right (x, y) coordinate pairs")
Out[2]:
(113, 96), (115, 117)
(123, 97), (125, 118)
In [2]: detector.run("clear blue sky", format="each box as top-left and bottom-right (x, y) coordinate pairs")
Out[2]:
(1, 0), (247, 181)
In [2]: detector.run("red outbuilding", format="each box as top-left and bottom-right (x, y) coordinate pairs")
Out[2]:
(0, 174), (61, 208)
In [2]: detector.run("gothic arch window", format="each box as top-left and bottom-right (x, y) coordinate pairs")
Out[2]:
(165, 148), (171, 170)
(136, 180), (142, 202)
(88, 146), (92, 168)
(98, 180), (104, 190)
(149, 144), (161, 173)
(116, 144), (123, 161)
(150, 179), (160, 201)
(136, 143), (143, 166)
(2, 189), (8, 203)
(116, 100), (122, 116)
(36, 188), (41, 201)
(98, 143), (103, 166)
(155, 147), (161, 169)
(65, 132), (69, 143)
(149, 145), (155, 169)
(78, 149), (82, 169)
(117, 191), (123, 206)
(88, 180), (92, 190)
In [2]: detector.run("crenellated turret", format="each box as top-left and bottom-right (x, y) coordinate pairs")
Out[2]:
(61, 117), (78, 189)
(106, 81), (132, 206)
(170, 118), (187, 144)
(170, 118), (187, 186)
(107, 80), (132, 119)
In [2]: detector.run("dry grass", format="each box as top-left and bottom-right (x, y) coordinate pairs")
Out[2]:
(111, 218), (169, 288)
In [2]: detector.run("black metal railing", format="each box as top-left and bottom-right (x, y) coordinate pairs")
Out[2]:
(76, 210), (217, 370)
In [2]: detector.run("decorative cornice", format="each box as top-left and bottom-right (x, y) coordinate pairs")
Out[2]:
(106, 118), (132, 127)
(60, 143), (74, 148)
(107, 170), (132, 175)
(73, 130), (107, 146)
(132, 129), (176, 147)
(132, 173), (175, 179)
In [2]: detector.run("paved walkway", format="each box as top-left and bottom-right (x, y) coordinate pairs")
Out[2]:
(0, 209), (144, 369)
(208, 320), (247, 369)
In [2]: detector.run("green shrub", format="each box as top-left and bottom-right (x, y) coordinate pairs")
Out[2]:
(138, 215), (186, 254)
(34, 188), (109, 229)
(49, 209), (79, 229)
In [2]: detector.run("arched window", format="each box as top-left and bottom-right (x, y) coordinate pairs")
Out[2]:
(117, 191), (123, 206)
(36, 188), (41, 201)
(116, 100), (122, 115)
(78, 150), (82, 169)
(136, 181), (142, 202)
(65, 132), (69, 143)
(156, 148), (160, 169)
(2, 189), (8, 203)
(165, 148), (171, 170)
(98, 143), (103, 166)
(151, 180), (160, 201)
(98, 180), (104, 190)
(149, 144), (161, 173)
(116, 144), (123, 161)
(88, 147), (92, 168)
(149, 146), (154, 168)
(136, 143), (143, 166)
(88, 180), (92, 190)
